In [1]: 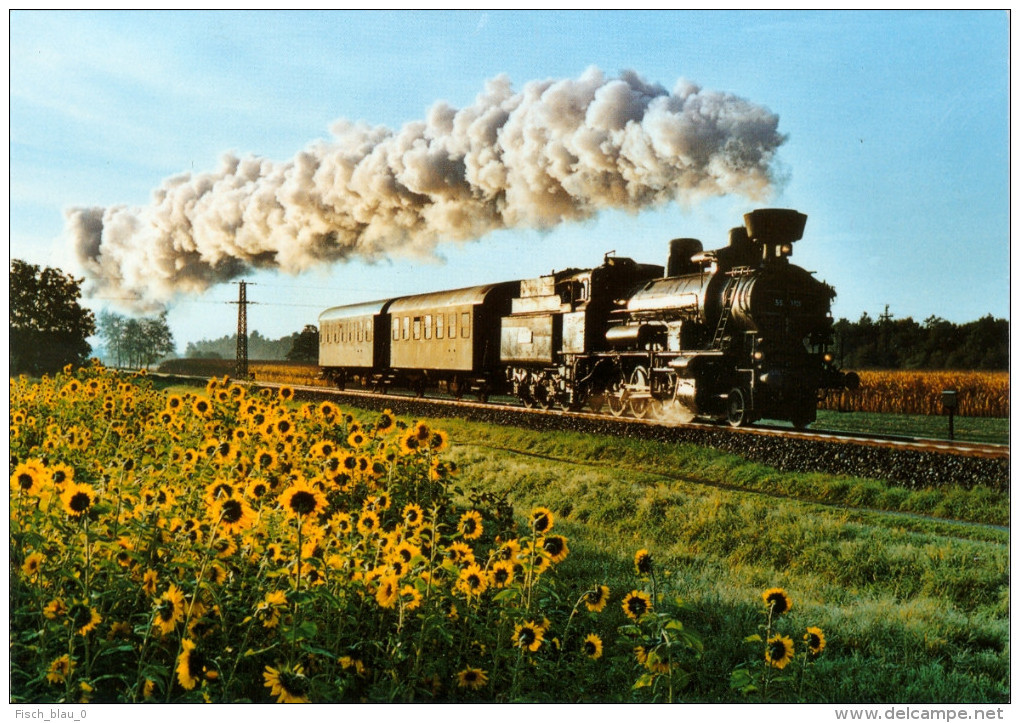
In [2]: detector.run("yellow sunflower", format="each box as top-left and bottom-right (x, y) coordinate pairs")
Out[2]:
(21, 551), (45, 578)
(634, 548), (653, 575)
(540, 534), (569, 564)
(584, 584), (610, 613)
(530, 507), (554, 534)
(766, 634), (796, 669)
(762, 587), (792, 616)
(458, 510), (484, 540)
(60, 481), (97, 518)
(211, 495), (257, 535)
(68, 602), (102, 636)
(456, 667), (488, 690)
(513, 621), (545, 652)
(263, 664), (310, 703)
(375, 574), (400, 609)
(490, 560), (515, 589)
(622, 590), (652, 621)
(357, 509), (381, 537)
(582, 633), (604, 660)
(804, 626), (826, 656)
(154, 584), (187, 636)
(47, 654), (76, 684)
(176, 638), (216, 690)
(457, 563), (489, 598)
(279, 481), (328, 520)
(402, 503), (424, 527)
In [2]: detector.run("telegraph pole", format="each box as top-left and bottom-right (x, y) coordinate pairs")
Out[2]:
(231, 281), (256, 379)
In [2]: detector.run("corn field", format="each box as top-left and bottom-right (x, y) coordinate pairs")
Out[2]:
(821, 370), (1009, 418)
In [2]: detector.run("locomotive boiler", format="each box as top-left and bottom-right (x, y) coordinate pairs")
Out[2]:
(319, 209), (859, 428)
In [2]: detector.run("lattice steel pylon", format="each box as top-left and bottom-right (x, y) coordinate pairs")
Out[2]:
(231, 281), (255, 379)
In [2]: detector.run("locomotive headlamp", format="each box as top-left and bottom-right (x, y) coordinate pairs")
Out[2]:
(823, 353), (833, 363)
(780, 244), (793, 256)
(753, 351), (764, 361)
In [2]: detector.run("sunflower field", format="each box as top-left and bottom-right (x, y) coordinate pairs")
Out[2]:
(10, 364), (831, 703)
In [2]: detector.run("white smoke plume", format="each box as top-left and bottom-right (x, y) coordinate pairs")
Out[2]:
(67, 67), (786, 310)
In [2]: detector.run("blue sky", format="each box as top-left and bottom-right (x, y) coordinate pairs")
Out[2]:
(9, 10), (1010, 351)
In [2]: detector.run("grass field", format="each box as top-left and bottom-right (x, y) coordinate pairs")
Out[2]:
(15, 369), (1004, 703)
(434, 417), (1009, 702)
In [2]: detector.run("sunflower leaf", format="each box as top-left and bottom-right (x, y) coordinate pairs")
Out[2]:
(744, 634), (762, 643)
(632, 672), (657, 690)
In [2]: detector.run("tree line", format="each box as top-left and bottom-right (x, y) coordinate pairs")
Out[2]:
(832, 312), (1008, 371)
(184, 325), (318, 361)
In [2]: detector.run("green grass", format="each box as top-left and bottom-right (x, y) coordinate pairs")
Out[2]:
(425, 415), (1008, 702)
(810, 410), (1008, 445)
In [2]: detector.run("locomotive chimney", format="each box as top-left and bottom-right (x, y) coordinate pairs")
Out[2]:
(666, 238), (703, 277)
(744, 208), (807, 265)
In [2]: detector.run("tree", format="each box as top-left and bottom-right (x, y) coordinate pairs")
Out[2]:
(10, 260), (96, 375)
(98, 310), (176, 368)
(286, 324), (320, 361)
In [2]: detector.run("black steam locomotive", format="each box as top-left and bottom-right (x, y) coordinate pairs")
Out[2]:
(318, 209), (859, 428)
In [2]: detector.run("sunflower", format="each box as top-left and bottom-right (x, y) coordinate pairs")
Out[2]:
(47, 654), (76, 684)
(49, 462), (74, 488)
(457, 563), (489, 598)
(399, 432), (421, 455)
(400, 584), (422, 611)
(513, 621), (545, 652)
(456, 666), (488, 690)
(279, 481), (328, 520)
(192, 397), (212, 417)
(278, 386), (295, 402)
(21, 551), (45, 578)
(253, 448), (278, 471)
(766, 634), (796, 669)
(212, 495), (257, 535)
(622, 590), (652, 621)
(142, 569), (159, 596)
(582, 633), (604, 660)
(176, 638), (216, 691)
(445, 541), (475, 567)
(584, 584), (610, 613)
(319, 401), (338, 420)
(263, 664), (310, 703)
(402, 503), (424, 527)
(427, 429), (448, 452)
(68, 602), (102, 636)
(490, 560), (515, 589)
(10, 459), (48, 497)
(458, 510), (484, 540)
(530, 507), (554, 534)
(376, 410), (395, 433)
(43, 598), (68, 620)
(540, 534), (569, 564)
(375, 574), (400, 609)
(804, 626), (826, 656)
(204, 479), (237, 506)
(154, 584), (187, 636)
(254, 590), (288, 629)
(762, 587), (792, 616)
(357, 510), (381, 537)
(634, 548), (653, 575)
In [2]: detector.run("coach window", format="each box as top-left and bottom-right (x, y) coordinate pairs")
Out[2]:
(403, 316), (410, 340)
(413, 316), (422, 340)
(357, 322), (363, 342)
(436, 314), (444, 339)
(392, 318), (400, 341)
(424, 314), (432, 340)
(461, 312), (471, 339)
(449, 313), (457, 338)
(366, 321), (372, 342)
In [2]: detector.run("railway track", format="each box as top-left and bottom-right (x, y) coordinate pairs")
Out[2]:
(151, 373), (1009, 489)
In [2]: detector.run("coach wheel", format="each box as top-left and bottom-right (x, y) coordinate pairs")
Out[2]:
(726, 387), (752, 427)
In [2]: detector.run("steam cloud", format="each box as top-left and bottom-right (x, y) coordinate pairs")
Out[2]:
(67, 67), (786, 309)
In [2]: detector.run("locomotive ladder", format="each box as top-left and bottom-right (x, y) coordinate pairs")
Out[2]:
(711, 267), (753, 350)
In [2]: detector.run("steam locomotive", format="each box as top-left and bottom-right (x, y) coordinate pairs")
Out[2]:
(318, 209), (859, 428)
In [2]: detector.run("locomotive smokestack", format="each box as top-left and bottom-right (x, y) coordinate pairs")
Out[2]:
(743, 208), (807, 246)
(67, 67), (787, 310)
(666, 238), (703, 277)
